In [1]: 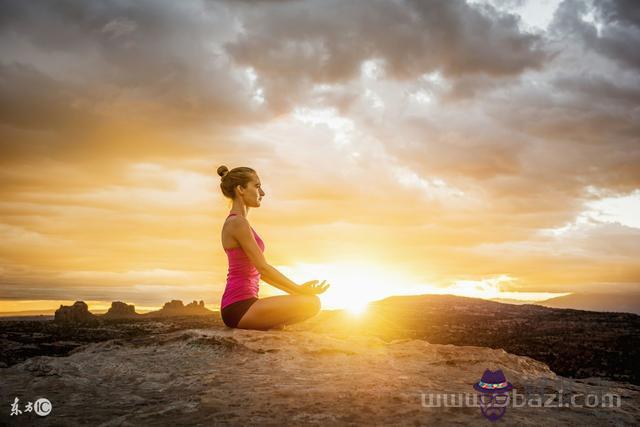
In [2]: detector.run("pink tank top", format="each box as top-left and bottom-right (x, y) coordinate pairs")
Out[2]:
(221, 213), (265, 309)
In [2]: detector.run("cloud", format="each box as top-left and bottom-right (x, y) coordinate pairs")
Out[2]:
(223, 0), (549, 111)
(0, 0), (639, 307)
(0, 62), (100, 132)
(0, 0), (263, 133)
(551, 0), (640, 70)
(102, 17), (138, 39)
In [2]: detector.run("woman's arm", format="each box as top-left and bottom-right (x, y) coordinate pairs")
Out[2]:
(259, 266), (305, 295)
(230, 217), (304, 295)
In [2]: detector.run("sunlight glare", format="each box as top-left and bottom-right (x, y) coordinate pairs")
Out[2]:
(345, 300), (368, 316)
(275, 262), (422, 311)
(270, 265), (570, 310)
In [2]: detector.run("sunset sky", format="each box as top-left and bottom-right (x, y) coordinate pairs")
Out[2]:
(1, 0), (639, 314)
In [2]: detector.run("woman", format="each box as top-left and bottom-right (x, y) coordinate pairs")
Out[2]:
(217, 165), (330, 330)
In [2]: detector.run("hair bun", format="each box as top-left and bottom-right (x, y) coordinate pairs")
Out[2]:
(217, 165), (229, 178)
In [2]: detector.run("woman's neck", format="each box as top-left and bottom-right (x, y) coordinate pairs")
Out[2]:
(230, 200), (249, 217)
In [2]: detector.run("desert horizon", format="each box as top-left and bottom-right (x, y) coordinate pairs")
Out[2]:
(3, 290), (640, 318)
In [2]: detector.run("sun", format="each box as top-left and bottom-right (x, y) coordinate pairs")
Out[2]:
(274, 261), (425, 314)
(345, 300), (369, 315)
(268, 263), (569, 313)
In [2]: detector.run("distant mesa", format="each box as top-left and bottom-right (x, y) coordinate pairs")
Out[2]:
(537, 293), (640, 315)
(54, 301), (99, 325)
(54, 299), (213, 323)
(103, 301), (139, 319)
(144, 300), (211, 318)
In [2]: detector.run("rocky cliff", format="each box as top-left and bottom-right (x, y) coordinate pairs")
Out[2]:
(1, 325), (638, 425)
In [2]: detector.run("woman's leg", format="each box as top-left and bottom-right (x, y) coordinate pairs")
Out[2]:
(236, 294), (321, 331)
(266, 312), (318, 330)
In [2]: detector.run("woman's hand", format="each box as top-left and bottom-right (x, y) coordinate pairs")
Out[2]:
(298, 280), (330, 295)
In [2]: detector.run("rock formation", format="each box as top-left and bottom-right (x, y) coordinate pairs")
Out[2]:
(102, 301), (139, 319)
(50, 299), (214, 323)
(143, 299), (213, 318)
(53, 301), (98, 325)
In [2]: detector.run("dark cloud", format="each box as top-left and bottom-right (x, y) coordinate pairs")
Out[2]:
(551, 0), (640, 70)
(483, 69), (640, 195)
(0, 62), (100, 131)
(0, 0), (552, 122)
(224, 0), (549, 110)
(597, 0), (640, 30)
(593, 0), (640, 70)
(552, 73), (640, 108)
(0, 0), (261, 131)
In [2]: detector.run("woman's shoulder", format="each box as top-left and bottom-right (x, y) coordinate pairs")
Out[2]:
(225, 214), (250, 229)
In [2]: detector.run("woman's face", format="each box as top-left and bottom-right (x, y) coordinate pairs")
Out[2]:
(239, 174), (265, 207)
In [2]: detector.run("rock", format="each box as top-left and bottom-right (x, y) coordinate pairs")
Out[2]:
(185, 300), (208, 312)
(144, 299), (213, 318)
(54, 301), (98, 325)
(103, 301), (138, 319)
(0, 326), (638, 424)
(297, 295), (640, 384)
(162, 300), (185, 311)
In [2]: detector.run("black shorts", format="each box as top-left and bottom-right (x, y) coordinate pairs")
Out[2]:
(221, 297), (258, 328)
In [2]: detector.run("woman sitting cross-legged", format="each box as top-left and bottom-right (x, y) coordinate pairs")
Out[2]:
(216, 165), (330, 331)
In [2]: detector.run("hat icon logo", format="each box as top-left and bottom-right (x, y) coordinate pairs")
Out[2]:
(473, 369), (513, 421)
